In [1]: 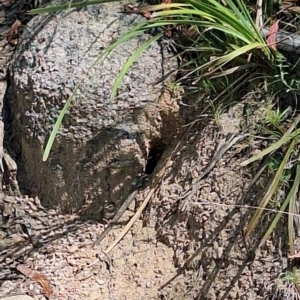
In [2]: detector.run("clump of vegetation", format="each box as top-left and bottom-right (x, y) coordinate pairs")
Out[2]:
(276, 269), (300, 299)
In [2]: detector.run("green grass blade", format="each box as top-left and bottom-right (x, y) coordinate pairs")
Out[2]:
(145, 18), (259, 44)
(185, 43), (266, 77)
(43, 85), (79, 161)
(87, 26), (147, 70)
(216, 43), (267, 64)
(151, 13), (255, 43)
(111, 33), (163, 99)
(29, 0), (121, 14)
(148, 1), (264, 43)
(241, 128), (300, 167)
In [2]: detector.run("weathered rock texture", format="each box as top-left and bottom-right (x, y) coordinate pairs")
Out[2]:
(8, 1), (178, 219)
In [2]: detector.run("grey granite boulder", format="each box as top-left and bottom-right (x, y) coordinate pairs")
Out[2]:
(8, 1), (177, 219)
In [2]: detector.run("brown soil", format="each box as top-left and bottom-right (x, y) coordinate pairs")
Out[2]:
(1, 102), (297, 300)
(1, 1), (299, 299)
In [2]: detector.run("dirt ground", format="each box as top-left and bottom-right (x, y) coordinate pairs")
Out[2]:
(0, 101), (297, 300)
(1, 0), (300, 298)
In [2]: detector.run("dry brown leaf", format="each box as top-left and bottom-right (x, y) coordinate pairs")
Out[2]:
(143, 11), (152, 19)
(7, 19), (22, 46)
(266, 20), (280, 52)
(17, 265), (54, 298)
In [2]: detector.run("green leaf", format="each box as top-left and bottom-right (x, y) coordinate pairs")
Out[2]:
(43, 85), (79, 161)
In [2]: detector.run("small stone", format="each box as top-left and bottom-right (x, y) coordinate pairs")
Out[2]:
(96, 278), (104, 285)
(68, 245), (78, 254)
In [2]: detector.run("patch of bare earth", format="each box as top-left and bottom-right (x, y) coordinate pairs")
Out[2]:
(0, 104), (292, 299)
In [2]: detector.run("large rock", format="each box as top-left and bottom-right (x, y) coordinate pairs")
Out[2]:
(7, 1), (178, 219)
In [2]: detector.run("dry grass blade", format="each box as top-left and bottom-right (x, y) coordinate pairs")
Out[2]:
(255, 0), (263, 30)
(245, 137), (296, 240)
(259, 138), (298, 246)
(104, 183), (157, 254)
(288, 164), (300, 255)
(241, 114), (300, 167)
(294, 194), (300, 236)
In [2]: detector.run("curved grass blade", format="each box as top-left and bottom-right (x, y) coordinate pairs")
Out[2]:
(182, 43), (267, 78)
(260, 157), (300, 247)
(29, 0), (120, 15)
(43, 85), (79, 161)
(241, 130), (300, 167)
(145, 19), (262, 45)
(111, 33), (163, 99)
(245, 138), (296, 239)
(145, 0), (265, 43)
(241, 115), (300, 166)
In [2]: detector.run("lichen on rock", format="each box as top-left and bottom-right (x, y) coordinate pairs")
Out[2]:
(8, 1), (177, 219)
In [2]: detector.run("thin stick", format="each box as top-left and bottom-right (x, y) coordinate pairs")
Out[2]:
(104, 184), (157, 253)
